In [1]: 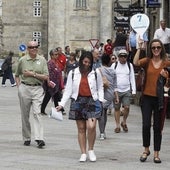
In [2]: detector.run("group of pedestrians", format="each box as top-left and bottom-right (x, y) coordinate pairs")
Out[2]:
(9, 18), (170, 164)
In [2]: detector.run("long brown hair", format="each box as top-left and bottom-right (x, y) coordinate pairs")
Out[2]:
(79, 51), (93, 73)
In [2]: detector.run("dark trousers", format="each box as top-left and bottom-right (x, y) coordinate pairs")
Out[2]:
(141, 95), (162, 151)
(41, 91), (62, 113)
(2, 67), (15, 85)
(98, 108), (107, 133)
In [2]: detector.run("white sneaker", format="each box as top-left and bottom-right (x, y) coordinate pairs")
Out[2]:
(11, 83), (16, 87)
(107, 109), (112, 115)
(2, 84), (6, 87)
(88, 150), (96, 162)
(79, 153), (87, 162)
(99, 133), (105, 140)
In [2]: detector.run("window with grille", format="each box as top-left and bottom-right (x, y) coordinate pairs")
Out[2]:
(75, 0), (87, 10)
(33, 1), (41, 17)
(33, 31), (41, 47)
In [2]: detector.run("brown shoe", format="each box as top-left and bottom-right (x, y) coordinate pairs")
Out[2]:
(121, 122), (128, 132)
(114, 127), (121, 133)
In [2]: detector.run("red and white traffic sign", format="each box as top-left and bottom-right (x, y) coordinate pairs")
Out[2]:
(89, 39), (99, 48)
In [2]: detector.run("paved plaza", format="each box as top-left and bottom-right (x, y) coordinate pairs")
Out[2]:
(0, 79), (170, 170)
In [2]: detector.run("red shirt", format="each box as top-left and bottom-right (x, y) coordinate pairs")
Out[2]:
(79, 75), (91, 96)
(55, 53), (66, 71)
(104, 43), (113, 55)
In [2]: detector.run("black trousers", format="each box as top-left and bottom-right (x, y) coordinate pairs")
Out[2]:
(41, 91), (62, 113)
(141, 95), (162, 151)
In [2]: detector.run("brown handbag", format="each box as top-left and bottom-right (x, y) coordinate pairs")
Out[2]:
(136, 58), (150, 92)
(136, 68), (145, 92)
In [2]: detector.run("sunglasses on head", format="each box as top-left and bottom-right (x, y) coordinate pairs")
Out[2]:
(151, 46), (161, 50)
(28, 46), (39, 49)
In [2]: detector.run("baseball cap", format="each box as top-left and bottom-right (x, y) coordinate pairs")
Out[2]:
(118, 49), (128, 57)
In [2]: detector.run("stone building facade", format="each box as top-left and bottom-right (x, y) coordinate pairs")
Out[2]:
(0, 0), (169, 58)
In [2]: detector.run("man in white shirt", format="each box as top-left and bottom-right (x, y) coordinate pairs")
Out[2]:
(154, 19), (170, 55)
(111, 49), (136, 133)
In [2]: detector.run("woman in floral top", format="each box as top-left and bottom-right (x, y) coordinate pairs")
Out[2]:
(41, 49), (63, 115)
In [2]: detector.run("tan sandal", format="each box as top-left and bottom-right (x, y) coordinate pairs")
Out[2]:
(140, 151), (150, 162)
(121, 122), (128, 132)
(114, 127), (121, 133)
(153, 157), (161, 163)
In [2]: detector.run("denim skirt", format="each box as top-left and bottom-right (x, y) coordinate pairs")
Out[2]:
(69, 96), (102, 120)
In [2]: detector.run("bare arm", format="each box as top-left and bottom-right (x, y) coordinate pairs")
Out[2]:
(133, 49), (141, 66)
(15, 76), (20, 87)
(133, 40), (145, 66)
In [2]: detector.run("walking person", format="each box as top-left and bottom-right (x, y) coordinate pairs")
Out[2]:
(41, 49), (63, 115)
(154, 19), (170, 55)
(104, 39), (114, 56)
(15, 41), (49, 148)
(1, 51), (16, 87)
(98, 53), (119, 140)
(56, 51), (104, 162)
(107, 54), (117, 115)
(112, 27), (128, 57)
(133, 39), (170, 163)
(64, 52), (79, 84)
(111, 49), (136, 133)
(92, 48), (101, 69)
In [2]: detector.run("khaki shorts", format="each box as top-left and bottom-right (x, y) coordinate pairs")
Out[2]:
(114, 90), (131, 109)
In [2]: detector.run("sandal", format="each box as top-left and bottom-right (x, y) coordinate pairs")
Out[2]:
(121, 122), (128, 132)
(153, 157), (161, 163)
(140, 151), (150, 162)
(114, 127), (121, 133)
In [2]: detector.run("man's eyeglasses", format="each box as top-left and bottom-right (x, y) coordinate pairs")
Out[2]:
(151, 46), (161, 50)
(28, 46), (39, 49)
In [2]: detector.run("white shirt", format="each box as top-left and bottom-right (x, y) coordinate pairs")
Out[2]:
(111, 61), (136, 94)
(154, 27), (170, 44)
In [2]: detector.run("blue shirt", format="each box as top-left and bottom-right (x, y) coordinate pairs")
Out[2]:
(129, 31), (148, 48)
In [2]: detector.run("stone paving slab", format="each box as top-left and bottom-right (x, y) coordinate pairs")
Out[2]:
(0, 79), (170, 170)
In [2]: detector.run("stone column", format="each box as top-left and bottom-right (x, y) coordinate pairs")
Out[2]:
(99, 0), (113, 43)
(48, 0), (65, 55)
(0, 17), (2, 51)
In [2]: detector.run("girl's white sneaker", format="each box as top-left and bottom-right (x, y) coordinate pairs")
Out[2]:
(88, 150), (96, 162)
(79, 153), (87, 162)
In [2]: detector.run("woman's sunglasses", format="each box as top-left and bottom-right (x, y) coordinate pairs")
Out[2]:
(151, 46), (161, 50)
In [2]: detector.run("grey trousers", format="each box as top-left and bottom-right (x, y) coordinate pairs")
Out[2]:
(18, 83), (44, 141)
